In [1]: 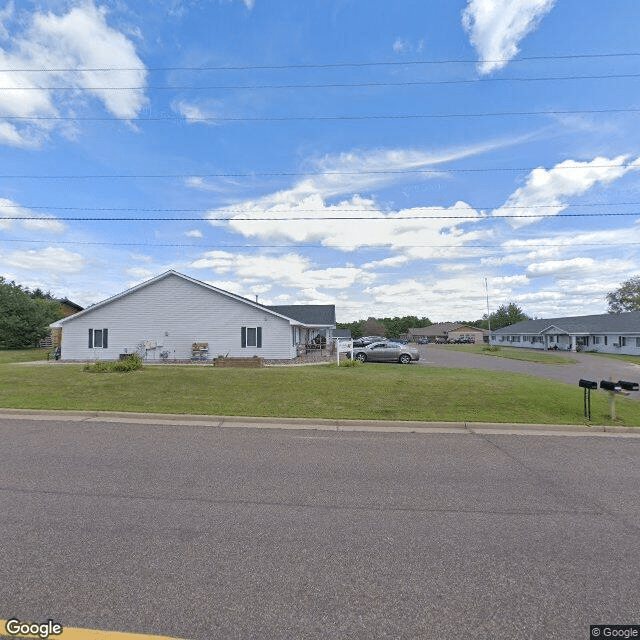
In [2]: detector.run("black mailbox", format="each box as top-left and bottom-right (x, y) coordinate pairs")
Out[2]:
(600, 380), (621, 391)
(618, 380), (639, 391)
(578, 379), (597, 389)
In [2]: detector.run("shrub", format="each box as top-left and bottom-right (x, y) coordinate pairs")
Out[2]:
(339, 357), (364, 367)
(482, 345), (501, 353)
(84, 354), (143, 373)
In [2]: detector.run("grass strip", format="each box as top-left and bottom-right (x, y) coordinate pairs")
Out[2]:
(1, 362), (638, 426)
(434, 344), (578, 364)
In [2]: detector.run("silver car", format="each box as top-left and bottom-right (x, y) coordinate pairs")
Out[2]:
(353, 341), (419, 364)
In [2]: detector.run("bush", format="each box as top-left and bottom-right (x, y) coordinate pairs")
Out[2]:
(84, 354), (143, 373)
(482, 345), (501, 353)
(339, 357), (364, 367)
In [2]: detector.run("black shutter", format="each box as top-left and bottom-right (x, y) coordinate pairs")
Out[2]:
(241, 326), (247, 348)
(257, 327), (262, 348)
(88, 329), (93, 348)
(103, 328), (108, 349)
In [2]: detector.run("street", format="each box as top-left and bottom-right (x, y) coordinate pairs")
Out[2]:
(1, 415), (639, 639)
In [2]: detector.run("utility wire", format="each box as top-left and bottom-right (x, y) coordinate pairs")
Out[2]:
(5, 211), (640, 221)
(1, 162), (637, 179)
(3, 201), (640, 212)
(2, 51), (639, 72)
(3, 72), (640, 91)
(3, 237), (640, 250)
(4, 107), (640, 121)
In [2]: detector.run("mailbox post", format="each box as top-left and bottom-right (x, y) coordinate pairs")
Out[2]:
(578, 379), (597, 420)
(599, 379), (639, 420)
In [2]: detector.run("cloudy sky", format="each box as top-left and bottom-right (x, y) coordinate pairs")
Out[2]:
(1, 0), (640, 322)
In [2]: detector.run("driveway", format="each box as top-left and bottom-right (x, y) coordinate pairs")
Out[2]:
(417, 345), (640, 397)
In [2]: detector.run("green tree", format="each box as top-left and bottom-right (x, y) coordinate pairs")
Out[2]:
(488, 303), (530, 330)
(606, 275), (640, 313)
(335, 320), (365, 338)
(0, 278), (64, 348)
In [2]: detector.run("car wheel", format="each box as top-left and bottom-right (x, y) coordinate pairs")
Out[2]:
(399, 354), (411, 364)
(355, 353), (367, 362)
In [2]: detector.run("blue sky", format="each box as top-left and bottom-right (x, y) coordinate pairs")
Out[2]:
(1, 0), (640, 322)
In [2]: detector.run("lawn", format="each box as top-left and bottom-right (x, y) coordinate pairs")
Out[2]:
(1, 361), (639, 427)
(583, 351), (640, 365)
(434, 343), (578, 364)
(0, 348), (52, 364)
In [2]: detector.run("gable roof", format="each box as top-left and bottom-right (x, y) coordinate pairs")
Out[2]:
(267, 304), (335, 326)
(492, 312), (640, 335)
(50, 271), (336, 328)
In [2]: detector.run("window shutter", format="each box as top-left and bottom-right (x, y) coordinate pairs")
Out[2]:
(241, 327), (247, 348)
(103, 328), (108, 349)
(257, 327), (262, 348)
(88, 329), (93, 348)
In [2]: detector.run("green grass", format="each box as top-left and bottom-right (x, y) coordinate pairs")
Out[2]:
(0, 348), (51, 364)
(434, 343), (578, 364)
(582, 351), (640, 365)
(1, 361), (638, 426)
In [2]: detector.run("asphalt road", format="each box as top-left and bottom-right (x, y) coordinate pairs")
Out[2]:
(1, 416), (639, 640)
(418, 345), (640, 396)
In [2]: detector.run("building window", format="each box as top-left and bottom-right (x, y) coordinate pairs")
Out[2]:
(604, 336), (608, 346)
(241, 326), (262, 348)
(593, 336), (600, 345)
(620, 336), (627, 347)
(88, 328), (108, 349)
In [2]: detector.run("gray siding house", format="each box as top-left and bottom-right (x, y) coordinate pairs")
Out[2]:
(490, 312), (640, 354)
(50, 271), (336, 361)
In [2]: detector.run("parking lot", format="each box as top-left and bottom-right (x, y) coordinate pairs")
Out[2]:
(416, 344), (640, 396)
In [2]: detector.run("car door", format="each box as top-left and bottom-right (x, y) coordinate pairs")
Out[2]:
(368, 343), (387, 361)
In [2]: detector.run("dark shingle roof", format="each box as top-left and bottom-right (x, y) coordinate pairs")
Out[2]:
(493, 312), (640, 335)
(267, 304), (336, 326)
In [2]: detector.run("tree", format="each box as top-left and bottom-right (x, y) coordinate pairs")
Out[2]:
(336, 320), (364, 339)
(362, 317), (386, 336)
(606, 275), (640, 313)
(0, 278), (64, 348)
(488, 303), (530, 330)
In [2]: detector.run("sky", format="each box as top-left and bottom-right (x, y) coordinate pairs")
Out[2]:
(1, 0), (640, 322)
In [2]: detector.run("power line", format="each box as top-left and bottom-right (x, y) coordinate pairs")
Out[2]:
(2, 51), (639, 72)
(3, 200), (640, 213)
(4, 107), (640, 122)
(3, 237), (640, 250)
(4, 211), (640, 221)
(1, 162), (637, 179)
(3, 72), (640, 91)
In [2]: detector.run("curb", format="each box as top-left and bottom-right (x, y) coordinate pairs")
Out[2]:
(0, 408), (638, 435)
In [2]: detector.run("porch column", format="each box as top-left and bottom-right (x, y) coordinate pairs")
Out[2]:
(570, 335), (576, 351)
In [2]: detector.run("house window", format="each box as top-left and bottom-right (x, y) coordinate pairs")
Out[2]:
(604, 336), (608, 346)
(593, 336), (600, 345)
(620, 336), (627, 347)
(88, 328), (108, 349)
(636, 338), (640, 348)
(241, 326), (262, 348)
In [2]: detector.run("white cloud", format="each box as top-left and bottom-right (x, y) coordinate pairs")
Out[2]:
(190, 250), (373, 292)
(462, 0), (556, 75)
(0, 2), (147, 146)
(0, 197), (65, 233)
(125, 267), (154, 279)
(172, 99), (220, 125)
(206, 142), (516, 261)
(493, 156), (639, 228)
(185, 229), (204, 238)
(0, 247), (84, 273)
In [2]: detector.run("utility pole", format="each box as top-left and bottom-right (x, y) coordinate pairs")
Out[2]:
(485, 277), (492, 340)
